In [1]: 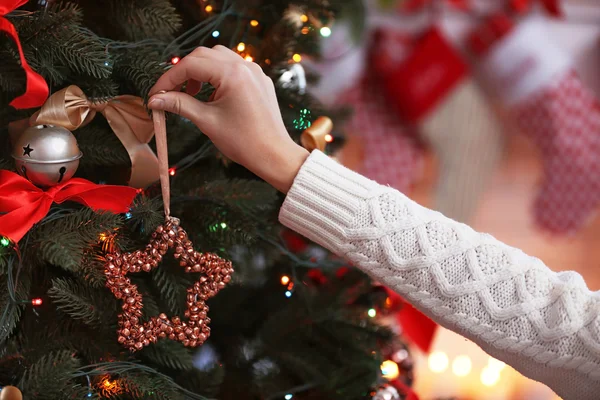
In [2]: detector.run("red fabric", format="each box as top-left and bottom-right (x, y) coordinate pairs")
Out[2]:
(511, 71), (600, 234)
(379, 28), (468, 122)
(338, 75), (424, 192)
(401, 0), (469, 12)
(386, 289), (437, 353)
(0, 171), (138, 242)
(391, 379), (420, 400)
(509, 0), (562, 16)
(468, 13), (515, 56)
(0, 0), (49, 109)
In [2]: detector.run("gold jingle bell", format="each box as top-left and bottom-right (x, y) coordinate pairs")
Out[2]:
(0, 386), (23, 400)
(11, 125), (83, 188)
(301, 116), (333, 152)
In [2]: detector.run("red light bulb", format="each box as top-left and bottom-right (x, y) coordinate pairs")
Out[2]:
(31, 298), (43, 306)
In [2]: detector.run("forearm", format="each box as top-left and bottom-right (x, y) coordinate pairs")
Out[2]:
(279, 151), (600, 400)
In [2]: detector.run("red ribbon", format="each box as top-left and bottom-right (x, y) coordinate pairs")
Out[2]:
(0, 171), (138, 242)
(1, 0), (49, 109)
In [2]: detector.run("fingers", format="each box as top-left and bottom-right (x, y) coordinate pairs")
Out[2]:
(150, 53), (227, 96)
(185, 79), (202, 96)
(148, 91), (214, 129)
(212, 45), (243, 61)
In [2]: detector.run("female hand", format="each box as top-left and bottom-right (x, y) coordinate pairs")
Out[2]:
(148, 45), (309, 193)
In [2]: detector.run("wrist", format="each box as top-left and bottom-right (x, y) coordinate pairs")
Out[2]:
(265, 143), (309, 193)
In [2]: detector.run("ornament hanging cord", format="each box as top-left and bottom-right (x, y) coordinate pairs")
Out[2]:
(151, 105), (171, 219)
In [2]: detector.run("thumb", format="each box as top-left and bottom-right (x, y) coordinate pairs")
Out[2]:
(148, 91), (214, 129)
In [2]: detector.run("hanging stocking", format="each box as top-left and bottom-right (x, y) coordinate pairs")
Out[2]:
(470, 15), (600, 234)
(338, 72), (424, 193)
(374, 28), (504, 223)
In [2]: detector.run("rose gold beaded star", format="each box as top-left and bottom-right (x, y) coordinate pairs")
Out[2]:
(104, 217), (233, 352)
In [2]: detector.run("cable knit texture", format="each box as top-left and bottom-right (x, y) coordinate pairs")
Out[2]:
(279, 151), (600, 400)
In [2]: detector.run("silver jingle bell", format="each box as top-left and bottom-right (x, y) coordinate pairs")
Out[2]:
(11, 124), (83, 188)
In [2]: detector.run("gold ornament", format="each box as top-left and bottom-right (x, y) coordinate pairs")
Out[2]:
(0, 386), (23, 400)
(11, 124), (82, 188)
(301, 116), (333, 152)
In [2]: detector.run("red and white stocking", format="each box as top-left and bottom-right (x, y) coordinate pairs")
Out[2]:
(470, 15), (600, 234)
(375, 28), (504, 223)
(339, 73), (424, 193)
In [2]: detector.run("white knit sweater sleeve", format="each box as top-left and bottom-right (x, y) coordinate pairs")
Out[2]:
(279, 151), (600, 400)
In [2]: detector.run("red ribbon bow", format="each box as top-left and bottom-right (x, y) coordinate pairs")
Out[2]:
(1, 0), (49, 109)
(0, 171), (138, 243)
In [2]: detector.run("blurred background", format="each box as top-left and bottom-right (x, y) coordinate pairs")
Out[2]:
(308, 0), (600, 399)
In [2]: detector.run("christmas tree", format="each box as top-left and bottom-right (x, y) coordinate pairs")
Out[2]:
(0, 1), (415, 399)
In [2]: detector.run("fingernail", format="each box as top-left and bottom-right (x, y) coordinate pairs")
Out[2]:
(148, 97), (164, 109)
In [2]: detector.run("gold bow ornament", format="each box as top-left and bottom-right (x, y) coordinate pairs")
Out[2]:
(301, 116), (333, 152)
(11, 85), (159, 188)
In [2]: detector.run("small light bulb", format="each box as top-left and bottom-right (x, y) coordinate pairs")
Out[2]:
(380, 360), (400, 380)
(285, 290), (292, 298)
(99, 233), (107, 242)
(87, 393), (93, 398)
(320, 27), (332, 37)
(0, 237), (10, 247)
(281, 276), (290, 285)
(488, 357), (506, 372)
(325, 134), (333, 143)
(452, 355), (472, 377)
(31, 298), (43, 306)
(428, 351), (449, 373)
(171, 56), (180, 64)
(301, 27), (309, 35)
(264, 59), (271, 65)
(245, 55), (254, 62)
(125, 212), (132, 220)
(212, 30), (220, 38)
(367, 308), (376, 318)
(237, 42), (246, 52)
(292, 54), (302, 63)
(169, 168), (176, 176)
(284, 395), (293, 400)
(480, 366), (501, 387)
(205, 5), (213, 12)
(220, 222), (227, 229)
(300, 14), (308, 23)
(250, 20), (259, 27)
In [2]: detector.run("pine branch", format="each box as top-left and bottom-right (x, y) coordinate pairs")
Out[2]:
(151, 265), (188, 316)
(191, 179), (279, 215)
(34, 208), (123, 272)
(48, 278), (115, 325)
(19, 350), (83, 399)
(113, 50), (167, 98)
(73, 121), (131, 168)
(120, 0), (182, 41)
(12, 3), (111, 83)
(175, 366), (225, 398)
(140, 341), (194, 371)
(128, 196), (164, 238)
(119, 370), (186, 400)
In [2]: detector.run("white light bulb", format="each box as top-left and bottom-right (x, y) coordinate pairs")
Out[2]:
(428, 351), (449, 373)
(452, 355), (472, 377)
